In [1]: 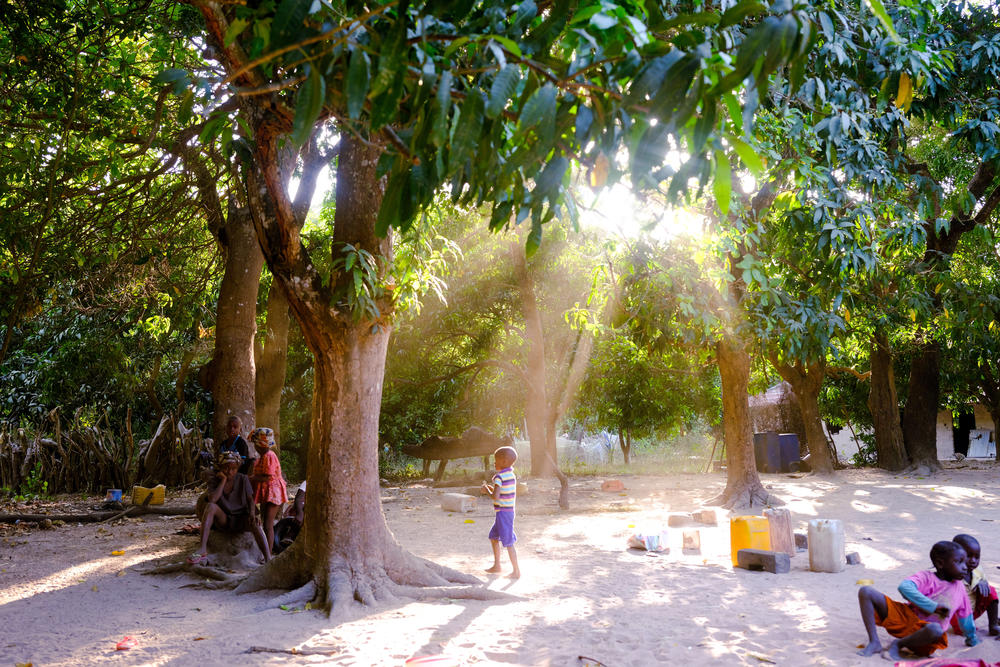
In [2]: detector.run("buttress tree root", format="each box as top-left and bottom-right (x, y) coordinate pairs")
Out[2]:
(708, 481), (784, 510)
(234, 538), (514, 613)
(140, 560), (245, 590)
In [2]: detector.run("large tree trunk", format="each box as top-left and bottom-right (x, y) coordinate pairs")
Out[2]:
(235, 134), (477, 609)
(255, 281), (290, 444)
(513, 243), (556, 476)
(868, 331), (908, 470)
(979, 360), (1000, 442)
(899, 160), (1000, 472)
(770, 357), (834, 473)
(208, 203), (264, 443)
(902, 341), (942, 470)
(710, 338), (780, 508)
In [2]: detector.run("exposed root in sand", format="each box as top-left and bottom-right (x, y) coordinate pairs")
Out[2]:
(140, 560), (246, 589)
(902, 460), (941, 475)
(234, 538), (509, 613)
(255, 581), (317, 611)
(708, 482), (783, 510)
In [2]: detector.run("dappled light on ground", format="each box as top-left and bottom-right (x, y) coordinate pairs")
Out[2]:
(5, 467), (1000, 665)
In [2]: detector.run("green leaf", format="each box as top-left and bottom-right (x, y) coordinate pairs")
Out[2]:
(448, 91), (484, 173)
(178, 90), (194, 125)
(525, 218), (542, 257)
(376, 171), (405, 236)
(713, 151), (731, 215)
(432, 71), (453, 147)
(729, 135), (763, 175)
(224, 18), (249, 46)
(723, 92), (742, 134)
(370, 13), (407, 99)
(271, 0), (312, 50)
(292, 66), (325, 146)
(489, 35), (522, 58)
(719, 0), (768, 28)
(519, 83), (556, 143)
(865, 0), (900, 42)
(346, 48), (370, 120)
(152, 68), (188, 86)
(487, 65), (519, 119)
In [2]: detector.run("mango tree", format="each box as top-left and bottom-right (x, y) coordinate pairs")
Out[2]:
(177, 0), (823, 608)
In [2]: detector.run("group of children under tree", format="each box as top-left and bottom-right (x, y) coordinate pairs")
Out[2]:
(858, 533), (1000, 660)
(189, 418), (299, 564)
(190, 416), (524, 582)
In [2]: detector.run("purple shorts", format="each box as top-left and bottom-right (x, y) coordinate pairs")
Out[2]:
(489, 510), (517, 547)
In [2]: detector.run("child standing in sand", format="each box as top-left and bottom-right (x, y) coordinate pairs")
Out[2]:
(857, 540), (980, 660)
(482, 446), (520, 579)
(951, 533), (1000, 636)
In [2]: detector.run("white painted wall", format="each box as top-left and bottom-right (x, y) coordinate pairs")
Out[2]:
(828, 406), (996, 463)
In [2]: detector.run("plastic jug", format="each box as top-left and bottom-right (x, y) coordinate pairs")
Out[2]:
(730, 515), (771, 566)
(808, 518), (845, 572)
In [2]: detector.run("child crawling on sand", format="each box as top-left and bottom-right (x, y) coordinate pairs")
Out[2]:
(951, 533), (1000, 637)
(858, 540), (980, 660)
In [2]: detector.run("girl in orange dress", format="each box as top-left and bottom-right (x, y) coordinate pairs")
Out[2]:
(248, 427), (287, 554)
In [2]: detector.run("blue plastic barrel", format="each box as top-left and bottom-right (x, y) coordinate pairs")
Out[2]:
(778, 433), (800, 472)
(753, 432), (781, 473)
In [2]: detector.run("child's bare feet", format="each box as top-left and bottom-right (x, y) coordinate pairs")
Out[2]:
(856, 640), (883, 657)
(507, 570), (521, 579)
(484, 565), (503, 574)
(883, 641), (903, 661)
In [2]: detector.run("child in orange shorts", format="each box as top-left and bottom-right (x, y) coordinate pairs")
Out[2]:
(857, 540), (980, 660)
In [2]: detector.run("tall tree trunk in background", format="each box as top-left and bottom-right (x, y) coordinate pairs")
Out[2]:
(868, 331), (908, 470)
(770, 357), (834, 473)
(978, 361), (1000, 443)
(902, 341), (942, 469)
(710, 337), (779, 508)
(513, 243), (555, 477)
(253, 138), (323, 448)
(207, 202), (264, 443)
(255, 283), (290, 444)
(902, 160), (1000, 471)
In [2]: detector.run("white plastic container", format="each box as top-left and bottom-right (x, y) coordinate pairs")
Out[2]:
(440, 493), (476, 513)
(808, 518), (845, 573)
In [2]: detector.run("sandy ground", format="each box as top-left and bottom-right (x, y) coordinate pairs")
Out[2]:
(4, 465), (1000, 666)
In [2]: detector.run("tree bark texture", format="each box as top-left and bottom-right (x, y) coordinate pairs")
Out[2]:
(710, 338), (779, 508)
(868, 331), (908, 470)
(770, 357), (834, 473)
(235, 132), (476, 609)
(900, 159), (1000, 470)
(513, 244), (556, 477)
(208, 203), (264, 443)
(902, 341), (942, 469)
(255, 282), (290, 444)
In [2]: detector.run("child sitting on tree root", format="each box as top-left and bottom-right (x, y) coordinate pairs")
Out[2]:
(190, 451), (270, 564)
(857, 540), (979, 660)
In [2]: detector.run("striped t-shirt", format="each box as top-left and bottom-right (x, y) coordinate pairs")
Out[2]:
(492, 467), (516, 511)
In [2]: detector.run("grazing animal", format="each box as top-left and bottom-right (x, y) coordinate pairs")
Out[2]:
(401, 427), (514, 481)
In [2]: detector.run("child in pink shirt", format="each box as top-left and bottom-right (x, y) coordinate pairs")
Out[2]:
(857, 540), (979, 660)
(248, 427), (287, 556)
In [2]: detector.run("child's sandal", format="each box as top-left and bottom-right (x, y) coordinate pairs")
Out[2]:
(186, 553), (208, 565)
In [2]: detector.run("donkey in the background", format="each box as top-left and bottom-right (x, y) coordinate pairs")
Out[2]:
(401, 427), (514, 481)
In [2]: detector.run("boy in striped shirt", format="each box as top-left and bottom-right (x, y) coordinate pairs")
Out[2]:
(482, 446), (520, 578)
